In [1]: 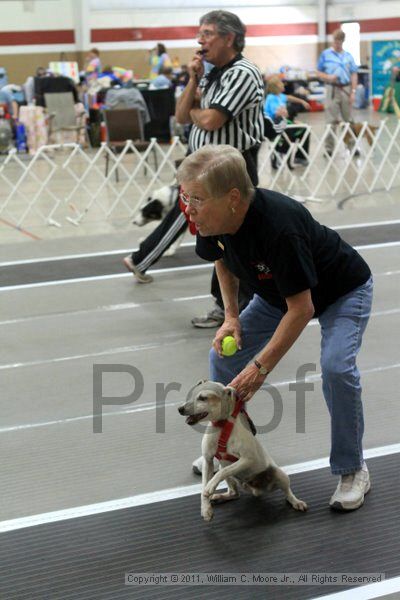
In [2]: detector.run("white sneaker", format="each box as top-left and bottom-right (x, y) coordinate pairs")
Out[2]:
(329, 462), (371, 511)
(192, 456), (219, 476)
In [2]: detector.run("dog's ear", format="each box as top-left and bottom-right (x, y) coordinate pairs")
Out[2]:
(225, 385), (237, 400)
(196, 378), (208, 386)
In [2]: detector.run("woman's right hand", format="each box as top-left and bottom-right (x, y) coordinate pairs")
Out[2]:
(212, 317), (242, 357)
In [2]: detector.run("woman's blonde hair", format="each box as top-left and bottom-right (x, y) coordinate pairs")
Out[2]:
(266, 75), (283, 95)
(176, 145), (254, 201)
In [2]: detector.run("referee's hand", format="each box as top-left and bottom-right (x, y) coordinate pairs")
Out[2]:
(189, 53), (205, 81)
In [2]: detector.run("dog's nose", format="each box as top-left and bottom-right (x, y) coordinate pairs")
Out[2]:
(178, 406), (185, 415)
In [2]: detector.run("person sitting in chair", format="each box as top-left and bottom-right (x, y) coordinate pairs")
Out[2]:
(264, 76), (311, 168)
(264, 75), (310, 122)
(150, 67), (174, 89)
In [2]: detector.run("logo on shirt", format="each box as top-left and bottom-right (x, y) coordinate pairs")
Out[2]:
(252, 261), (273, 280)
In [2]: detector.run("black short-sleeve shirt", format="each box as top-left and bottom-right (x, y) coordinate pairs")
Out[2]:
(196, 188), (371, 317)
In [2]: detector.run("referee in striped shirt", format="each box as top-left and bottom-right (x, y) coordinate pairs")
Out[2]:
(124, 11), (263, 324)
(176, 10), (265, 187)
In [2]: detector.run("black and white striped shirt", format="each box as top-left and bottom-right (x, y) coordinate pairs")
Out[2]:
(188, 54), (265, 153)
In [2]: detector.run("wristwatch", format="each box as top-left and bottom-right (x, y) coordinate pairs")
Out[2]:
(254, 359), (270, 376)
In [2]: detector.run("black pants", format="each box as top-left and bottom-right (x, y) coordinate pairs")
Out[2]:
(211, 268), (255, 312)
(132, 199), (187, 273)
(131, 145), (259, 311)
(242, 144), (260, 186)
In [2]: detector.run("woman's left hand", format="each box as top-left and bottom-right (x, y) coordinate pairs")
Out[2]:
(229, 362), (267, 402)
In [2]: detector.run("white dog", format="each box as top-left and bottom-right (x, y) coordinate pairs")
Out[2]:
(178, 380), (307, 522)
(132, 184), (179, 226)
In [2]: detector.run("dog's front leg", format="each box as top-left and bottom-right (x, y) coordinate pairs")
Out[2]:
(201, 457), (215, 522)
(204, 458), (251, 499)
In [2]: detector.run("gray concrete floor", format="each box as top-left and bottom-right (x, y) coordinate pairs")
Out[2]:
(0, 108), (399, 526)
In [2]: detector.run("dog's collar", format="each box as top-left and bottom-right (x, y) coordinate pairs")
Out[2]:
(212, 397), (245, 463)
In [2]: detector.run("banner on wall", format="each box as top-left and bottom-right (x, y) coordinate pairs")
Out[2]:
(49, 62), (80, 83)
(371, 40), (400, 97)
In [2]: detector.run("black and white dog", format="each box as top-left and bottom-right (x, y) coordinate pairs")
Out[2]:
(133, 184), (179, 226)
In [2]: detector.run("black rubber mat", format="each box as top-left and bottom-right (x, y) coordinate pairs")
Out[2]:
(1, 222), (400, 287)
(1, 454), (399, 599)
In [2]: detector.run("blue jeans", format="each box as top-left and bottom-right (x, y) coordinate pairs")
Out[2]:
(209, 276), (373, 475)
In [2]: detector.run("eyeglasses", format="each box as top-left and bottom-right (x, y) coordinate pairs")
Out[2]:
(196, 29), (218, 41)
(179, 191), (208, 209)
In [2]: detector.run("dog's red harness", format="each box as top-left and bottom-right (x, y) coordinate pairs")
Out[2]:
(212, 398), (248, 463)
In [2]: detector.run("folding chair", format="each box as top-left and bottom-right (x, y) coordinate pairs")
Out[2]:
(103, 108), (158, 181)
(44, 92), (87, 145)
(264, 117), (310, 170)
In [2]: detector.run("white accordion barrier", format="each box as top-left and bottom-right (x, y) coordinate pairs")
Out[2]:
(0, 121), (399, 229)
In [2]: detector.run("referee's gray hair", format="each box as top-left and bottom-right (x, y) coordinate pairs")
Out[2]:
(200, 10), (246, 52)
(176, 145), (254, 201)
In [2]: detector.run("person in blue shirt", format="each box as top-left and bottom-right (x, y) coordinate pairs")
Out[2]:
(317, 28), (358, 155)
(264, 75), (310, 167)
(150, 66), (174, 89)
(264, 75), (310, 121)
(0, 87), (18, 119)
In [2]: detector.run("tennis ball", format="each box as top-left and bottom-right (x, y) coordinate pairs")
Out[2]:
(221, 336), (238, 357)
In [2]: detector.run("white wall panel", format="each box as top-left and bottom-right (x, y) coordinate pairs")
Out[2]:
(90, 9), (205, 28)
(1, 0), (74, 30)
(1, 1), (398, 34)
(328, 1), (400, 21)
(90, 0), (314, 8)
(90, 6), (316, 28)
